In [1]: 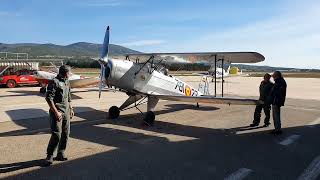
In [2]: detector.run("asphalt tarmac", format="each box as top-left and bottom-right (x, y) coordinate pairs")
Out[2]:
(0, 76), (320, 180)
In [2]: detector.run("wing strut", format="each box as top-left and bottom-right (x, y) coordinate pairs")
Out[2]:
(213, 56), (225, 97)
(214, 55), (217, 97)
(222, 58), (224, 97)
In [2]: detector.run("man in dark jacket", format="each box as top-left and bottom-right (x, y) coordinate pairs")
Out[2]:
(270, 71), (287, 135)
(250, 73), (273, 127)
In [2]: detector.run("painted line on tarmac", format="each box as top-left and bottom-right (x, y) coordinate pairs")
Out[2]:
(297, 155), (320, 180)
(8, 118), (106, 136)
(279, 134), (301, 146)
(286, 106), (320, 112)
(308, 117), (320, 127)
(224, 168), (253, 180)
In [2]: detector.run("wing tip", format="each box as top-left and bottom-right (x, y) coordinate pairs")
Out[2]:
(253, 52), (265, 62)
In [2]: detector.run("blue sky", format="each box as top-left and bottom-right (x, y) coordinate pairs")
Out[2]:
(0, 0), (319, 68)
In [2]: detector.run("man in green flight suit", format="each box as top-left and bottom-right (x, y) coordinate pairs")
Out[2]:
(45, 65), (74, 166)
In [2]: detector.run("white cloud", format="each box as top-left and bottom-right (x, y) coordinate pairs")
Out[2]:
(121, 40), (166, 47)
(169, 2), (320, 69)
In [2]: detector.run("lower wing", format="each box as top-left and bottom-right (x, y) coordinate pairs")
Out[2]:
(192, 73), (233, 79)
(154, 95), (260, 105)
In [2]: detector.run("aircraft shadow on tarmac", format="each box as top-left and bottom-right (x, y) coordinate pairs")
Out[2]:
(229, 125), (266, 132)
(1, 103), (219, 137)
(5, 108), (48, 121)
(0, 160), (46, 173)
(0, 90), (45, 98)
(1, 104), (320, 179)
(0, 89), (82, 99)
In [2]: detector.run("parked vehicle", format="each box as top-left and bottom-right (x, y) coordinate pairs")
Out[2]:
(0, 68), (39, 88)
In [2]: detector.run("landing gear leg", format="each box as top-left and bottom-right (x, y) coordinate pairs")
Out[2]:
(143, 96), (159, 126)
(196, 103), (200, 108)
(108, 106), (120, 119)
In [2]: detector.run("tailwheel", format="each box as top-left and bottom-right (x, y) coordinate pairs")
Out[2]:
(108, 106), (120, 119)
(143, 111), (155, 126)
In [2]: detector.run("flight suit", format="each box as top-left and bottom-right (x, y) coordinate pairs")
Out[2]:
(45, 75), (71, 157)
(252, 80), (273, 125)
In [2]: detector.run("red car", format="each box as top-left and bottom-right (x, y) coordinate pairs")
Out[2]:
(0, 68), (39, 88)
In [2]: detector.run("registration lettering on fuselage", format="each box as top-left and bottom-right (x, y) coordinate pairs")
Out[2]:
(174, 79), (198, 96)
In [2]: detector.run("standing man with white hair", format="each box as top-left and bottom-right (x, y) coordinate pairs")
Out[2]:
(270, 71), (287, 135)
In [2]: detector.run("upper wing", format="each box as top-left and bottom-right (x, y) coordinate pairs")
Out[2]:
(154, 95), (260, 105)
(110, 52), (264, 64)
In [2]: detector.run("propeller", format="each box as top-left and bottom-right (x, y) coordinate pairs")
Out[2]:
(98, 26), (110, 98)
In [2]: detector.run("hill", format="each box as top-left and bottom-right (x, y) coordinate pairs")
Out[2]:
(0, 44), (318, 72)
(0, 42), (139, 58)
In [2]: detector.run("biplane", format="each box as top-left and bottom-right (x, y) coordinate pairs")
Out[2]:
(96, 26), (265, 125)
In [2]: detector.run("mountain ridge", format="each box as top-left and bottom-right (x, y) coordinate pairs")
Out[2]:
(0, 42), (140, 57)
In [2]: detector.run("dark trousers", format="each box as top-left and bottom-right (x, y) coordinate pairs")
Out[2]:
(272, 105), (281, 130)
(253, 104), (271, 125)
(47, 110), (70, 156)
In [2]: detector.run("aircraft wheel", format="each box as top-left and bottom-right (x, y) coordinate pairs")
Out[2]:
(108, 106), (120, 119)
(144, 111), (155, 126)
(6, 80), (16, 88)
(40, 87), (46, 94)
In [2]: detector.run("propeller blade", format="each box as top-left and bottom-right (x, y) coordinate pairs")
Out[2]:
(98, 26), (110, 98)
(100, 26), (110, 60)
(99, 64), (105, 99)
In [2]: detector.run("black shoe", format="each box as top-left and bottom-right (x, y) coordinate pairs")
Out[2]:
(270, 129), (283, 135)
(250, 123), (259, 127)
(263, 123), (271, 127)
(54, 153), (68, 161)
(44, 155), (53, 166)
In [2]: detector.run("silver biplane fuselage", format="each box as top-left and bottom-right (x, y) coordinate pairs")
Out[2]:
(106, 59), (202, 97)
